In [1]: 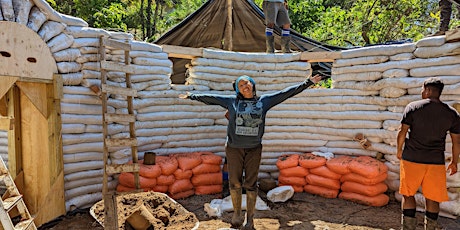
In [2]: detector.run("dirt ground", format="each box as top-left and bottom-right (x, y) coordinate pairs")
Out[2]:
(39, 191), (460, 230)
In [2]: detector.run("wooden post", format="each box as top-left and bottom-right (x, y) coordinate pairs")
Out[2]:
(226, 0), (233, 51)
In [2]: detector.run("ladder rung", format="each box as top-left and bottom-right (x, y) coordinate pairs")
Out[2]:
(105, 113), (136, 123)
(101, 37), (131, 50)
(105, 138), (137, 147)
(106, 163), (140, 174)
(101, 84), (137, 97)
(14, 218), (34, 230)
(101, 61), (135, 74)
(3, 195), (23, 212)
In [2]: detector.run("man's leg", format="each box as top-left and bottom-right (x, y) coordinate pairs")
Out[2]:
(424, 198), (440, 230)
(401, 195), (417, 230)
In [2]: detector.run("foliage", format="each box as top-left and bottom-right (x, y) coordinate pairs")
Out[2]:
(47, 0), (457, 47)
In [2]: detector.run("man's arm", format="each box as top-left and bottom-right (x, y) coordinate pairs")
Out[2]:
(396, 124), (410, 160)
(447, 133), (460, 175)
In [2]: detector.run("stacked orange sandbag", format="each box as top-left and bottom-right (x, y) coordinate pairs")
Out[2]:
(276, 154), (307, 192)
(116, 159), (162, 192)
(191, 152), (223, 195)
(338, 156), (390, 207)
(116, 155), (179, 194)
(302, 153), (341, 199)
(169, 153), (201, 199)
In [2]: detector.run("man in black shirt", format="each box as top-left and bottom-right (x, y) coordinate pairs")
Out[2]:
(397, 77), (460, 230)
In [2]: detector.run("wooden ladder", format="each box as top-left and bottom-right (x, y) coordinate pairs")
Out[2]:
(0, 157), (36, 230)
(99, 37), (140, 230)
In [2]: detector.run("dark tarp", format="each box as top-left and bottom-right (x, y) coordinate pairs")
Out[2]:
(155, 0), (345, 83)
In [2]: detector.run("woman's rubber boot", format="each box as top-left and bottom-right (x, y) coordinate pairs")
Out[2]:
(281, 35), (292, 53)
(402, 215), (417, 230)
(266, 35), (275, 53)
(230, 189), (244, 228)
(424, 216), (440, 230)
(242, 191), (257, 230)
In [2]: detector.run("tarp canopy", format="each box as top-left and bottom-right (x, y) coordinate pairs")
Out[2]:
(155, 0), (344, 83)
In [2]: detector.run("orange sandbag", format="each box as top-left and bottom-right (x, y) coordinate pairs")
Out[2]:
(174, 168), (193, 180)
(118, 172), (157, 188)
(151, 185), (169, 193)
(299, 153), (327, 169)
(279, 166), (309, 177)
(175, 153), (203, 170)
(195, 184), (223, 195)
(348, 156), (388, 179)
(157, 156), (179, 176)
(191, 172), (223, 186)
(278, 183), (303, 193)
(116, 184), (150, 193)
(326, 155), (354, 175)
(304, 184), (339, 199)
(278, 175), (306, 187)
(168, 179), (194, 194)
(341, 181), (388, 197)
(309, 165), (341, 180)
(276, 154), (300, 170)
(305, 174), (340, 190)
(192, 163), (221, 175)
(169, 189), (195, 200)
(340, 172), (387, 185)
(138, 161), (162, 179)
(199, 152), (223, 165)
(338, 192), (389, 207)
(156, 174), (175, 186)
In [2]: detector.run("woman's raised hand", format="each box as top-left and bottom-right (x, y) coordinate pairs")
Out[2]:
(178, 92), (191, 99)
(309, 74), (322, 84)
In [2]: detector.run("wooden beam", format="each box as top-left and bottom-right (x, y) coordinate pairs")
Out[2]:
(16, 82), (49, 119)
(0, 95), (7, 116)
(300, 51), (342, 62)
(161, 45), (203, 59)
(0, 76), (18, 99)
(0, 116), (10, 130)
(7, 86), (21, 179)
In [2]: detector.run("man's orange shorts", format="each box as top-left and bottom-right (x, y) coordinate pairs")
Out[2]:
(399, 160), (449, 202)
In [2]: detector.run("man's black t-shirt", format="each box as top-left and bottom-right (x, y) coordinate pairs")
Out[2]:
(401, 99), (460, 164)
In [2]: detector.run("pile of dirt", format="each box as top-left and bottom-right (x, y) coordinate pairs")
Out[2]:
(89, 191), (199, 229)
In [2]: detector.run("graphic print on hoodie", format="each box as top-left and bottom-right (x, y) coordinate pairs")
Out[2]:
(235, 100), (263, 136)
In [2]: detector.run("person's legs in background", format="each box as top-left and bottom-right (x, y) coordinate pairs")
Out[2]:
(436, 0), (453, 35)
(263, 1), (276, 53)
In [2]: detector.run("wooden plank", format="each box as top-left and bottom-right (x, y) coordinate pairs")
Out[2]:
(19, 82), (65, 226)
(446, 28), (460, 42)
(100, 61), (135, 74)
(105, 113), (136, 123)
(103, 193), (119, 230)
(105, 138), (137, 148)
(161, 45), (203, 59)
(300, 51), (342, 62)
(106, 163), (140, 174)
(16, 82), (49, 118)
(7, 87), (21, 179)
(0, 95), (6, 116)
(0, 22), (56, 81)
(0, 117), (11, 131)
(0, 76), (18, 100)
(101, 84), (137, 97)
(101, 38), (131, 51)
